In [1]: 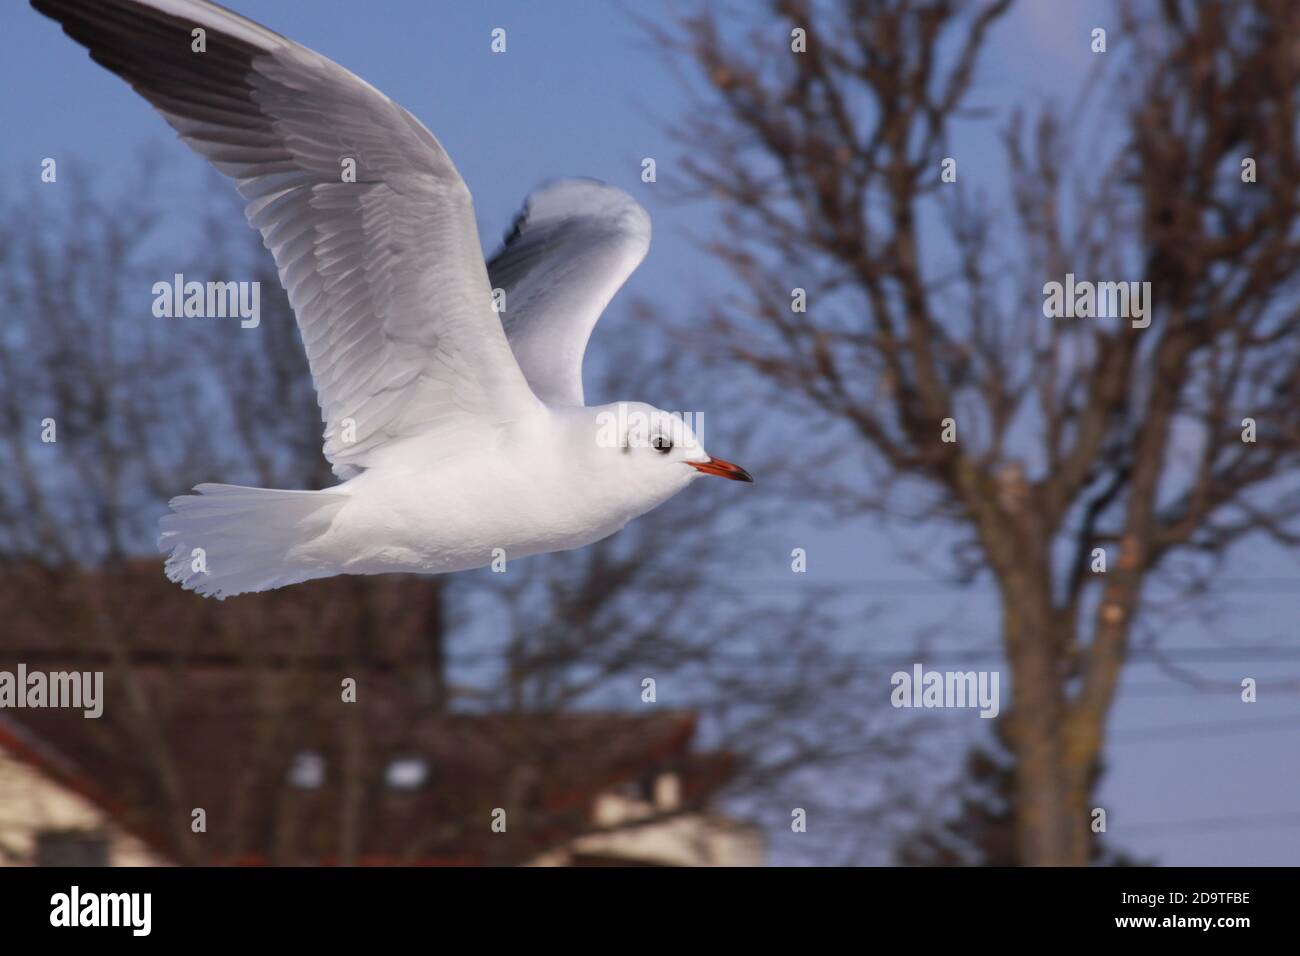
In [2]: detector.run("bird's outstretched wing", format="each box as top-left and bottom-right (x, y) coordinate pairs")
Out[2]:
(33, 0), (541, 477)
(488, 180), (651, 406)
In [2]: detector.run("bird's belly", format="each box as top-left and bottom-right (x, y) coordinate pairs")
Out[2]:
(310, 457), (628, 575)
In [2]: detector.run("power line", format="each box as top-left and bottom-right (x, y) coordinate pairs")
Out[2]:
(1111, 714), (1300, 742)
(1118, 683), (1300, 697)
(811, 647), (1300, 665)
(605, 576), (1300, 595)
(1120, 812), (1300, 835)
(1121, 678), (1300, 692)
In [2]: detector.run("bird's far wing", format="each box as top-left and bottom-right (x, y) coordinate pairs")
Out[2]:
(488, 180), (651, 406)
(34, 0), (542, 478)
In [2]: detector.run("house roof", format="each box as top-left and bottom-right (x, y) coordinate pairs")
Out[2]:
(0, 712), (174, 861)
(0, 561), (739, 865)
(5, 699), (733, 865)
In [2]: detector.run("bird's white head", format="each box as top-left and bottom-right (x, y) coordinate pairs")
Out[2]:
(572, 401), (752, 516)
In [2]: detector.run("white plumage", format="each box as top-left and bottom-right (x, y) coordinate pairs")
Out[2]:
(36, 0), (751, 599)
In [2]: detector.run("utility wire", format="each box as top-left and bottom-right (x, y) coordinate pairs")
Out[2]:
(1111, 714), (1300, 742)
(1120, 812), (1300, 835)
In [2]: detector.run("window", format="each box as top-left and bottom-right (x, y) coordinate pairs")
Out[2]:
(36, 830), (109, 867)
(384, 757), (428, 791)
(287, 751), (325, 789)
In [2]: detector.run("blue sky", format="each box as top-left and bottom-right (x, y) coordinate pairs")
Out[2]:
(5, 0), (1298, 865)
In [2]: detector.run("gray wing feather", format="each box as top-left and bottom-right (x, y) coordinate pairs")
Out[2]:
(34, 0), (540, 477)
(488, 179), (651, 406)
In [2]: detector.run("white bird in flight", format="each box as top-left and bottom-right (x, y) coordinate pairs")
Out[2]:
(35, 0), (752, 599)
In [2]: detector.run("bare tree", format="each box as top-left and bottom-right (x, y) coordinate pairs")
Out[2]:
(652, 0), (1300, 864)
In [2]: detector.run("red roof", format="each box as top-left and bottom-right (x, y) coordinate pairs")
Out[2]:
(0, 562), (736, 865)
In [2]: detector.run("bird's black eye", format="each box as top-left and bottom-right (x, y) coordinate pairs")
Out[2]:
(651, 435), (673, 454)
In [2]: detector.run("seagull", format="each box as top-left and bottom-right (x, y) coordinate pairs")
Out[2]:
(34, 0), (752, 599)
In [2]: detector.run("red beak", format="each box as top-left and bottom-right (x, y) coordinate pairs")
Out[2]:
(687, 456), (754, 482)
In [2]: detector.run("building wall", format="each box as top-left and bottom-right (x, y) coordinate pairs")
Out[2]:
(563, 809), (764, 866)
(0, 745), (166, 867)
(531, 775), (764, 867)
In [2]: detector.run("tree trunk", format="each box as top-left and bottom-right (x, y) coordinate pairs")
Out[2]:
(1002, 578), (1093, 866)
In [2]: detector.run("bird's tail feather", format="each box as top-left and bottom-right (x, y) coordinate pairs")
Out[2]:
(157, 483), (347, 599)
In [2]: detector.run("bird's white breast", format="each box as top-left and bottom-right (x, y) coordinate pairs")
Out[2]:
(295, 416), (640, 575)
